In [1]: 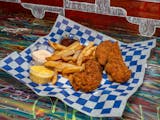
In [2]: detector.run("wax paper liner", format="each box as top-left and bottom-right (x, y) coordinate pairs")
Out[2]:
(0, 15), (156, 117)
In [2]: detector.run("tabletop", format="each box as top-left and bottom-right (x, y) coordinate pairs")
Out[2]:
(0, 12), (160, 120)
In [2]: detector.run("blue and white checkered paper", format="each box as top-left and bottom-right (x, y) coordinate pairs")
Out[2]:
(0, 15), (156, 117)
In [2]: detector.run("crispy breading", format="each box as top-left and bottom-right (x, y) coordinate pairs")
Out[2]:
(95, 40), (113, 65)
(71, 59), (102, 92)
(105, 57), (131, 83)
(95, 40), (131, 83)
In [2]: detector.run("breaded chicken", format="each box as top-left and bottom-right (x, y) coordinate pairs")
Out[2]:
(95, 41), (113, 65)
(71, 59), (102, 92)
(95, 40), (131, 83)
(105, 57), (131, 83)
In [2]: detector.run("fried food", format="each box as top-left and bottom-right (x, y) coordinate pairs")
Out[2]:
(95, 41), (113, 65)
(95, 40), (131, 83)
(105, 57), (131, 83)
(77, 42), (94, 66)
(44, 61), (84, 73)
(46, 41), (83, 61)
(71, 59), (102, 92)
(49, 40), (67, 50)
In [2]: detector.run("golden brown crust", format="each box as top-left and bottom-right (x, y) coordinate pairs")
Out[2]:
(71, 59), (102, 92)
(95, 41), (113, 65)
(96, 40), (131, 83)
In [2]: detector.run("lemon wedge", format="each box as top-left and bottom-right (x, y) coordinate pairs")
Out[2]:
(30, 66), (54, 84)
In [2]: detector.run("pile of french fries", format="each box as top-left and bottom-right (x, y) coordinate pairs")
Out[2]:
(44, 40), (97, 84)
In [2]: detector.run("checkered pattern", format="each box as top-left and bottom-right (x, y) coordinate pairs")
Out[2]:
(0, 15), (156, 117)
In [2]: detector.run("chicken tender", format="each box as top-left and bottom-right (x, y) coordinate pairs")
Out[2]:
(105, 57), (131, 83)
(95, 40), (131, 83)
(71, 59), (102, 92)
(95, 41), (113, 65)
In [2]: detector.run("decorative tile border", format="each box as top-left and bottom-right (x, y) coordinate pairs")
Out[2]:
(1, 0), (160, 37)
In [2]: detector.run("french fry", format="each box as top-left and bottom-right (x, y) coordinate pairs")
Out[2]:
(47, 42), (83, 61)
(51, 69), (58, 85)
(62, 49), (75, 57)
(44, 61), (83, 71)
(66, 41), (81, 50)
(62, 56), (74, 62)
(68, 60), (76, 65)
(84, 46), (97, 57)
(46, 54), (61, 61)
(77, 42), (94, 65)
(62, 66), (84, 74)
(72, 50), (81, 62)
(49, 40), (67, 50)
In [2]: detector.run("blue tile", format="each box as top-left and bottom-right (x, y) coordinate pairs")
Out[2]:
(55, 82), (64, 87)
(85, 29), (91, 35)
(25, 49), (31, 54)
(72, 92), (81, 97)
(48, 92), (57, 95)
(102, 90), (111, 94)
(25, 56), (32, 62)
(129, 61), (137, 66)
(132, 79), (139, 84)
(64, 98), (73, 104)
(50, 38), (57, 42)
(57, 29), (63, 35)
(80, 38), (86, 44)
(96, 34), (103, 40)
(60, 90), (69, 97)
(120, 93), (128, 96)
(122, 51), (127, 56)
(65, 26), (72, 32)
(106, 95), (117, 100)
(148, 41), (153, 46)
(29, 82), (38, 87)
(115, 89), (125, 93)
(62, 19), (69, 25)
(88, 36), (95, 41)
(102, 73), (107, 79)
(44, 87), (53, 91)
(94, 102), (105, 109)
(15, 74), (25, 79)
(3, 65), (12, 71)
(134, 50), (141, 55)
(76, 31), (83, 36)
(113, 100), (121, 108)
(15, 67), (24, 72)
(73, 25), (80, 30)
(89, 95), (99, 102)
(34, 88), (41, 93)
(15, 57), (25, 65)
(136, 65), (142, 72)
(134, 43), (141, 46)
(140, 55), (146, 59)
(109, 85), (118, 89)
(55, 21), (61, 28)
(101, 108), (111, 114)
(125, 56), (133, 62)
(131, 73), (135, 78)
(4, 57), (13, 64)
(82, 107), (92, 113)
(121, 82), (130, 86)
(76, 98), (87, 105)
(127, 87), (134, 90)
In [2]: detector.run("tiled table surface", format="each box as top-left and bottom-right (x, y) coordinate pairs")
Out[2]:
(0, 13), (159, 120)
